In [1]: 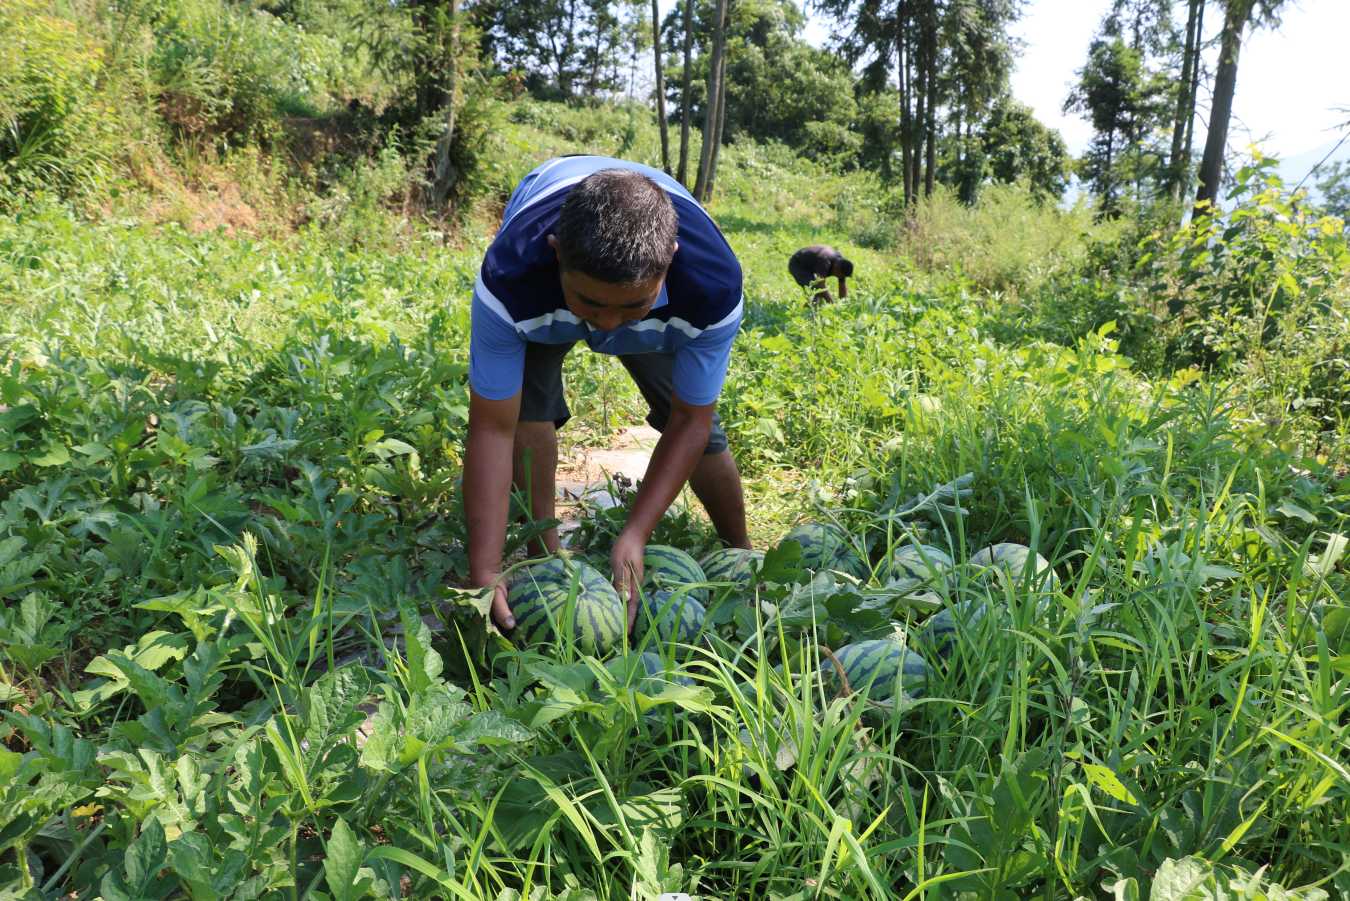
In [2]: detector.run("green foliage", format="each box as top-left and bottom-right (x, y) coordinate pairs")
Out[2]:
(899, 181), (1103, 293)
(978, 96), (1070, 201)
(147, 0), (339, 145)
(3, 94), (1350, 900)
(720, 1), (859, 164)
(662, 0), (862, 166)
(1065, 33), (1171, 215)
(1137, 155), (1350, 446)
(1313, 158), (1350, 222)
(481, 0), (634, 100)
(0, 1), (118, 199)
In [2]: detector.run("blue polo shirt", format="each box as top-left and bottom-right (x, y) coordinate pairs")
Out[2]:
(469, 156), (744, 407)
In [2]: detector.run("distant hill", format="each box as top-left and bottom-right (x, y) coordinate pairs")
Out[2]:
(1275, 136), (1350, 195)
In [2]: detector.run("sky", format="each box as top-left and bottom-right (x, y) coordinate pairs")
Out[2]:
(660, 0), (1349, 177)
(1005, 0), (1350, 170)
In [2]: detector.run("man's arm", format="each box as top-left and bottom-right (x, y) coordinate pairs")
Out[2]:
(611, 396), (714, 626)
(466, 268), (530, 630)
(466, 389), (523, 629)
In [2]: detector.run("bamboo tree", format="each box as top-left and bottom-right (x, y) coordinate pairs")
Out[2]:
(693, 0), (727, 201)
(430, 0), (462, 208)
(897, 2), (913, 203)
(1194, 0), (1255, 215)
(705, 30), (729, 199)
(909, 18), (925, 200)
(652, 0), (671, 173)
(677, 0), (695, 184)
(1165, 0), (1202, 201)
(1177, 0), (1204, 203)
(924, 15), (937, 198)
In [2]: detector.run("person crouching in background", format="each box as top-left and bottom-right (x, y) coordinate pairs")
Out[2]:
(788, 244), (853, 304)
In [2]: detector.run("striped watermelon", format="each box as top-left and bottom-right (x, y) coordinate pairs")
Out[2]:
(637, 589), (707, 646)
(916, 599), (989, 658)
(970, 543), (1058, 592)
(820, 639), (929, 701)
(887, 543), (954, 588)
(643, 650), (695, 689)
(643, 545), (709, 604)
(699, 547), (766, 590)
(606, 651), (694, 691)
(780, 522), (868, 578)
(507, 557), (626, 654)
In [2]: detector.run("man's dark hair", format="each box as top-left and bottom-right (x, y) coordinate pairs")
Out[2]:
(837, 257), (855, 278)
(555, 169), (678, 285)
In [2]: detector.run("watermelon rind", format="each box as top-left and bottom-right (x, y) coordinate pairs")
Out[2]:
(636, 588), (708, 647)
(970, 543), (1058, 592)
(887, 543), (954, 589)
(643, 545), (709, 604)
(507, 557), (626, 654)
(605, 651), (694, 692)
(820, 638), (929, 701)
(916, 599), (989, 657)
(779, 522), (868, 579)
(699, 547), (766, 590)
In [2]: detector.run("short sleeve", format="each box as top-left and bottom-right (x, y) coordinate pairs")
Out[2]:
(469, 285), (526, 400)
(671, 300), (743, 406)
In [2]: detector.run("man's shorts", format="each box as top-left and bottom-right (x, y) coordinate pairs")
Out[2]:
(519, 341), (729, 455)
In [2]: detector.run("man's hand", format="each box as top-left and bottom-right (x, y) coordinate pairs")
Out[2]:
(488, 581), (515, 631)
(611, 395), (713, 631)
(611, 529), (645, 631)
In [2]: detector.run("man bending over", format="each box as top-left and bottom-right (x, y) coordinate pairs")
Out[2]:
(465, 155), (752, 632)
(789, 244), (853, 304)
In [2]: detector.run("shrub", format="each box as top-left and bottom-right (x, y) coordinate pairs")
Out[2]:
(899, 182), (1105, 295)
(147, 0), (337, 145)
(0, 1), (117, 199)
(1136, 155), (1350, 448)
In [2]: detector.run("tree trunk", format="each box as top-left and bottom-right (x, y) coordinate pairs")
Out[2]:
(923, 0), (939, 198)
(652, 0), (671, 172)
(430, 0), (462, 209)
(1103, 132), (1116, 215)
(694, 0), (728, 202)
(910, 36), (926, 202)
(677, 0), (695, 186)
(706, 38), (729, 198)
(1195, 0), (1253, 217)
(898, 3), (913, 204)
(1166, 0), (1202, 201)
(924, 35), (937, 198)
(1179, 0), (1204, 205)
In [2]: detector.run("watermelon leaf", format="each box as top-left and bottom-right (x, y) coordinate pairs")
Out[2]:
(760, 540), (807, 584)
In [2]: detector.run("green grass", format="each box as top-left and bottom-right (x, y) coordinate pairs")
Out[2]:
(2, 104), (1350, 899)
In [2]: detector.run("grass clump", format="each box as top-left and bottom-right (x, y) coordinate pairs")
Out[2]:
(899, 181), (1110, 295)
(0, 0), (135, 200)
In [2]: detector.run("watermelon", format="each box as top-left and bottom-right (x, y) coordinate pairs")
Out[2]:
(887, 543), (954, 589)
(916, 599), (988, 658)
(970, 543), (1058, 592)
(699, 547), (766, 590)
(643, 545), (709, 604)
(780, 522), (868, 578)
(507, 557), (626, 654)
(606, 651), (694, 691)
(574, 481), (626, 511)
(637, 589), (707, 646)
(820, 639), (929, 701)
